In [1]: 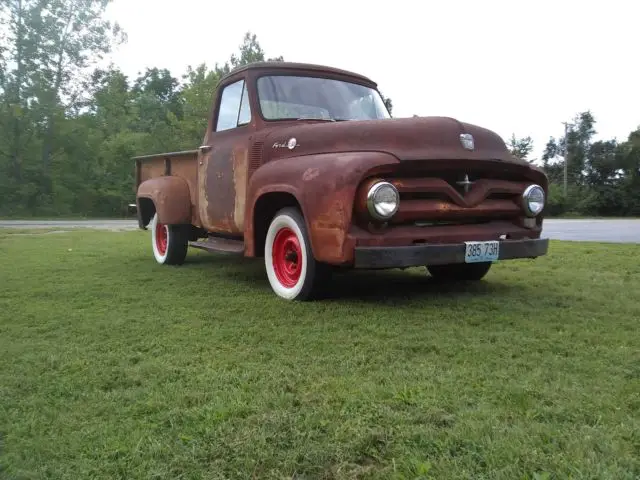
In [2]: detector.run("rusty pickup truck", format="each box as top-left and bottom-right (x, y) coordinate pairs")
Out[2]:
(134, 61), (549, 301)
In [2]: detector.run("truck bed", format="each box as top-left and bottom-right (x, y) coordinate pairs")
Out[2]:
(134, 149), (199, 211)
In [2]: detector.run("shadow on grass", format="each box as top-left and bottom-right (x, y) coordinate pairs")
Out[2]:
(183, 251), (519, 302)
(324, 269), (517, 302)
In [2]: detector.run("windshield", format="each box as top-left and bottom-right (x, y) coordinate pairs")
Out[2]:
(256, 75), (391, 122)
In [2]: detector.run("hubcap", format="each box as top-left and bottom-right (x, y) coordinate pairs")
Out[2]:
(155, 220), (168, 256)
(272, 227), (302, 287)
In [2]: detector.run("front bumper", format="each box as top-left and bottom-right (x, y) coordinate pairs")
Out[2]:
(353, 237), (549, 269)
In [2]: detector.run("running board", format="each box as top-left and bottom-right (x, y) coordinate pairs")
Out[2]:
(189, 237), (245, 255)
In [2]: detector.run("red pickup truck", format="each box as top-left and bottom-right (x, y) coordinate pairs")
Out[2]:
(134, 61), (549, 301)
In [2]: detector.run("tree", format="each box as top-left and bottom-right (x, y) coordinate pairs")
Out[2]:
(0, 0), (125, 213)
(616, 127), (640, 214)
(618, 127), (640, 187)
(34, 0), (126, 177)
(177, 63), (222, 145)
(214, 31), (284, 77)
(508, 134), (534, 162)
(539, 112), (640, 217)
(0, 0), (42, 185)
(542, 111), (597, 187)
(585, 139), (619, 186)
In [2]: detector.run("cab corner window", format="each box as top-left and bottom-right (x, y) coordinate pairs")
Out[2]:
(215, 79), (251, 132)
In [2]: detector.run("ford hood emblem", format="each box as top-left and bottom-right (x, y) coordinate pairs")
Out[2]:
(460, 133), (474, 151)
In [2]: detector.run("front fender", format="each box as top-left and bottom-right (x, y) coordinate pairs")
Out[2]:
(246, 151), (400, 263)
(137, 176), (192, 226)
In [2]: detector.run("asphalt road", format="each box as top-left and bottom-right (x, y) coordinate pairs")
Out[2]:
(1, 219), (639, 243)
(540, 219), (640, 243)
(0, 219), (138, 231)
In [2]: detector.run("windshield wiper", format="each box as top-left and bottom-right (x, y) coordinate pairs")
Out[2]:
(294, 117), (357, 122)
(296, 117), (336, 122)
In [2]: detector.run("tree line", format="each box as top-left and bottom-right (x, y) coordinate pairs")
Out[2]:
(1, 0), (638, 218)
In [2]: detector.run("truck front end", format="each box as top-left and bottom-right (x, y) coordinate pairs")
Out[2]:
(348, 153), (549, 272)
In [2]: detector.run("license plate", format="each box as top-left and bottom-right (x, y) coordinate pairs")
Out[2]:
(464, 240), (499, 263)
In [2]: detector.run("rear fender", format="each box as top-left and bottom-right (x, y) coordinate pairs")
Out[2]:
(137, 176), (192, 227)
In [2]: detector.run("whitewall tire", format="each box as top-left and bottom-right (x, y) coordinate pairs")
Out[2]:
(264, 207), (328, 301)
(150, 213), (189, 265)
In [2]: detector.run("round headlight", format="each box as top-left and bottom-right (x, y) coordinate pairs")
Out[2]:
(522, 184), (545, 216)
(366, 181), (400, 220)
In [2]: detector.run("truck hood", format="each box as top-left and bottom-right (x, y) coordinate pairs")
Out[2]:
(262, 116), (524, 165)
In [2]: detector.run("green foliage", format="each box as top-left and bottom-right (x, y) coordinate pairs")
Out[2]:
(540, 111), (640, 217)
(544, 183), (567, 216)
(508, 134), (534, 162)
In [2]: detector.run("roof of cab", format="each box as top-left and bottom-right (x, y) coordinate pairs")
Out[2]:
(219, 61), (377, 87)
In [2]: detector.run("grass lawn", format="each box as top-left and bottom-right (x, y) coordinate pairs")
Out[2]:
(0, 229), (638, 479)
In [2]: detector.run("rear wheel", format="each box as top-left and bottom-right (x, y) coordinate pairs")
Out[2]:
(150, 213), (189, 265)
(427, 262), (492, 282)
(264, 207), (329, 300)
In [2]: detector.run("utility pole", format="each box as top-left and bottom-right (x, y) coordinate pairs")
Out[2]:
(562, 122), (572, 197)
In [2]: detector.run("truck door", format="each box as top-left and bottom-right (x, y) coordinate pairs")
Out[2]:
(197, 77), (252, 235)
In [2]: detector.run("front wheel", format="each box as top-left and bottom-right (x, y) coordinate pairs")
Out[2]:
(150, 213), (189, 265)
(427, 262), (492, 282)
(264, 207), (329, 301)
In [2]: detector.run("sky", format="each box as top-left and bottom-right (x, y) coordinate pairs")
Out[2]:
(104, 0), (639, 162)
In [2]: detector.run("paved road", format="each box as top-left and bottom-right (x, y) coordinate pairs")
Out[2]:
(541, 219), (640, 243)
(0, 220), (138, 231)
(1, 219), (639, 243)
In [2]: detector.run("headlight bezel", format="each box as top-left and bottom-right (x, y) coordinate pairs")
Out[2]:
(521, 184), (545, 217)
(366, 181), (400, 221)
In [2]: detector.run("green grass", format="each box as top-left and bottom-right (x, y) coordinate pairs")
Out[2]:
(1, 230), (639, 480)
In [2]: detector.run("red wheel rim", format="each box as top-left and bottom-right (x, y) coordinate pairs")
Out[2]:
(155, 220), (168, 256)
(272, 227), (302, 288)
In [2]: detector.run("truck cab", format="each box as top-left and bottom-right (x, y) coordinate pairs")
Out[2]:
(134, 61), (549, 301)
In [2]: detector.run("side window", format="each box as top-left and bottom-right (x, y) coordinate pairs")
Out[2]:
(237, 82), (251, 126)
(215, 80), (244, 132)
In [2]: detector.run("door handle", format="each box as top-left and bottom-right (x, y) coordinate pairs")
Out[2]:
(198, 145), (212, 154)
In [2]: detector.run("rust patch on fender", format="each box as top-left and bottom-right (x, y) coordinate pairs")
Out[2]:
(137, 176), (191, 225)
(310, 198), (349, 258)
(302, 168), (320, 182)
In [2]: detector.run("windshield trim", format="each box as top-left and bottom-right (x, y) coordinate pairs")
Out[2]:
(252, 72), (390, 123)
